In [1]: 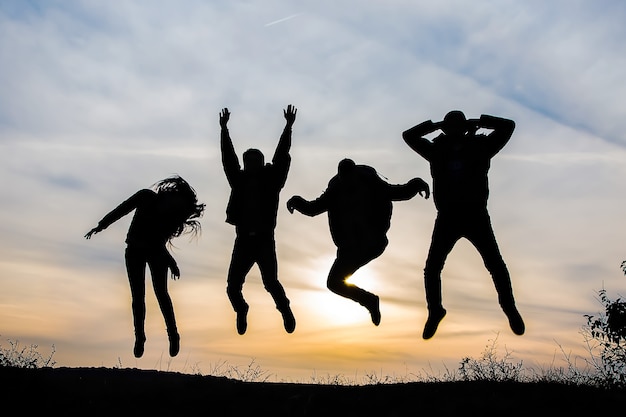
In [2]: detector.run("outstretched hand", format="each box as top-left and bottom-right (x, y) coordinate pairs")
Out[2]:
(409, 178), (430, 199)
(284, 104), (297, 127)
(220, 108), (230, 129)
(84, 227), (101, 239)
(286, 195), (304, 213)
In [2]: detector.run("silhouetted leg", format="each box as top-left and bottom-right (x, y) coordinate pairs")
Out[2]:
(227, 235), (255, 334)
(327, 244), (385, 325)
(148, 249), (179, 356)
(125, 247), (147, 357)
(466, 213), (524, 335)
(256, 235), (295, 333)
(422, 214), (459, 339)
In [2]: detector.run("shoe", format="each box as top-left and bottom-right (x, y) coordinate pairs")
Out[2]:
(236, 305), (249, 335)
(368, 295), (381, 326)
(504, 306), (525, 335)
(422, 307), (446, 339)
(133, 334), (146, 358)
(168, 332), (180, 357)
(281, 307), (296, 333)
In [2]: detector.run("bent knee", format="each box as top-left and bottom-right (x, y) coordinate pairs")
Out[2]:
(327, 276), (350, 292)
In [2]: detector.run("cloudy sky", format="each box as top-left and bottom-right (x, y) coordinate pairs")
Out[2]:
(1, 0), (626, 381)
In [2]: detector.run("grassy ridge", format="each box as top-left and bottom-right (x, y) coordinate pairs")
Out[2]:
(2, 365), (625, 417)
(2, 286), (625, 415)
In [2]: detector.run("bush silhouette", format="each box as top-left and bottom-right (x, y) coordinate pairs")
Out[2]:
(0, 338), (56, 369)
(582, 263), (626, 387)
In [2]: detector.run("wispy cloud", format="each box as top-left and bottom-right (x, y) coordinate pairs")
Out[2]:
(264, 12), (303, 27)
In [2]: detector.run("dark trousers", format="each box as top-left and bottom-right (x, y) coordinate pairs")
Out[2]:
(424, 209), (516, 312)
(327, 238), (387, 306)
(227, 231), (291, 313)
(125, 245), (177, 338)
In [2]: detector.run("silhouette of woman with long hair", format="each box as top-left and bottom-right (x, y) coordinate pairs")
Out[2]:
(85, 175), (205, 358)
(403, 111), (524, 339)
(287, 158), (430, 325)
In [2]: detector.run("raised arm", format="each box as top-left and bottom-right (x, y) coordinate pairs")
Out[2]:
(219, 108), (241, 185)
(476, 114), (516, 156)
(272, 104), (297, 164)
(402, 119), (441, 160)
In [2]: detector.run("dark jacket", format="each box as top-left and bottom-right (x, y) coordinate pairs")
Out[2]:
(221, 126), (292, 233)
(295, 165), (422, 249)
(403, 114), (514, 212)
(97, 189), (172, 248)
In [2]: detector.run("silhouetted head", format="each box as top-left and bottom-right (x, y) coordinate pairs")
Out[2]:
(337, 158), (356, 177)
(243, 148), (265, 172)
(153, 175), (205, 240)
(441, 110), (467, 136)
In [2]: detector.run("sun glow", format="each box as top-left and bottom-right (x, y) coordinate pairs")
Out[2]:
(305, 256), (382, 326)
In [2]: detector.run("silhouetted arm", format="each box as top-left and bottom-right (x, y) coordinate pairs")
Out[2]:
(84, 190), (152, 238)
(164, 249), (180, 280)
(220, 108), (241, 185)
(388, 178), (430, 201)
(477, 114), (515, 156)
(272, 104), (297, 165)
(286, 194), (328, 217)
(402, 120), (441, 160)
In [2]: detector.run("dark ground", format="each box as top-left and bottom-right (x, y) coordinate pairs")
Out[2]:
(2, 366), (624, 416)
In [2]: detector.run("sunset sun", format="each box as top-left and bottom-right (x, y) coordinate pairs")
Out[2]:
(306, 256), (381, 326)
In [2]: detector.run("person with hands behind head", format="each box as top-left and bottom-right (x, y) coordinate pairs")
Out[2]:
(403, 110), (524, 339)
(220, 105), (297, 335)
(287, 158), (429, 326)
(85, 175), (205, 358)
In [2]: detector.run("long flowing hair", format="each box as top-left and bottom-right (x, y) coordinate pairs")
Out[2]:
(152, 175), (205, 241)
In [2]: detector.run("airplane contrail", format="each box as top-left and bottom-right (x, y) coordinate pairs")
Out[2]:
(264, 13), (303, 27)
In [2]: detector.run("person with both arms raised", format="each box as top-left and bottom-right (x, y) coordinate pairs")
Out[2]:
(220, 105), (297, 335)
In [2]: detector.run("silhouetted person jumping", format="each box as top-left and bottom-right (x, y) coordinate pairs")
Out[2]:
(403, 111), (525, 339)
(287, 158), (430, 325)
(85, 175), (205, 357)
(220, 105), (297, 335)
